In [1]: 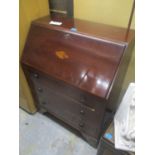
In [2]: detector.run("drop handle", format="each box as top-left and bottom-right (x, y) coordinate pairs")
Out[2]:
(79, 122), (85, 128)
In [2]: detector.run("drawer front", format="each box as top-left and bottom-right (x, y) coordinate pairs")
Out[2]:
(28, 69), (105, 138)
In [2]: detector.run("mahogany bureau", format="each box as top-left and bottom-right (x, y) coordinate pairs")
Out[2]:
(21, 15), (135, 147)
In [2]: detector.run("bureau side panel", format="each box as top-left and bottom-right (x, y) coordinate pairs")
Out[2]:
(106, 40), (135, 111)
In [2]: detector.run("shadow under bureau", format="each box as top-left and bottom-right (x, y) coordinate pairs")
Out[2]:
(21, 15), (134, 147)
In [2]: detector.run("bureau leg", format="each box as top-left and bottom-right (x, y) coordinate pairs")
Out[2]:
(81, 132), (99, 148)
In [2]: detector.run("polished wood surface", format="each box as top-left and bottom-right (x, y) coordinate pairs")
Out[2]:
(21, 15), (134, 146)
(21, 15), (133, 99)
(32, 15), (134, 43)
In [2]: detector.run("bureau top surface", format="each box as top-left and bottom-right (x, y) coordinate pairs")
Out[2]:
(32, 15), (134, 44)
(22, 15), (134, 99)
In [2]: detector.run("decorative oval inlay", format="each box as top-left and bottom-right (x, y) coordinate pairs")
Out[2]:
(55, 51), (69, 60)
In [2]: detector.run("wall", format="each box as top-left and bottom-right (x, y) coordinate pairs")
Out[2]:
(19, 0), (49, 113)
(74, 0), (135, 93)
(74, 0), (135, 28)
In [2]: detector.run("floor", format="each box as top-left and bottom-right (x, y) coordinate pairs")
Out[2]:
(19, 108), (97, 155)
